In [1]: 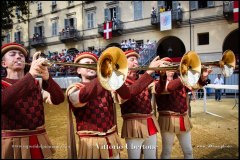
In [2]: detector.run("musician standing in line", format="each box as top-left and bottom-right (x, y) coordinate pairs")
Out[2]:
(66, 49), (163, 159)
(1, 42), (65, 159)
(154, 57), (212, 159)
(114, 50), (167, 159)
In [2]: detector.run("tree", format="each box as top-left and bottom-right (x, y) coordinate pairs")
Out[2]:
(1, 1), (30, 30)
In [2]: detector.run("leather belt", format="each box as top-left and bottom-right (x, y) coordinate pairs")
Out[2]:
(122, 114), (153, 120)
(2, 128), (46, 138)
(78, 130), (116, 138)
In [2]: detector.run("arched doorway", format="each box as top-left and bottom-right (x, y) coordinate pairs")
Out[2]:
(105, 43), (121, 49)
(222, 29), (239, 69)
(156, 36), (186, 62)
(67, 48), (79, 55)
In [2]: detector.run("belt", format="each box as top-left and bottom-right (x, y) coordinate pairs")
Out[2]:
(158, 112), (187, 116)
(2, 128), (46, 138)
(78, 130), (116, 138)
(122, 114), (153, 120)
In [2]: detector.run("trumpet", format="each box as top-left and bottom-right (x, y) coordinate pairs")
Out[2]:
(29, 48), (128, 91)
(201, 50), (236, 77)
(27, 49), (236, 91)
(129, 51), (202, 88)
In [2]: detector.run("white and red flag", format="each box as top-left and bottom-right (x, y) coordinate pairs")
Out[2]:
(104, 21), (112, 40)
(233, 1), (239, 22)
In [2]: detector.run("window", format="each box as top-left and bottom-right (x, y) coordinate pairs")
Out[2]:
(198, 32), (209, 45)
(6, 33), (11, 43)
(190, 1), (215, 10)
(198, 1), (207, 9)
(16, 7), (21, 22)
(52, 1), (57, 11)
(65, 18), (77, 29)
(37, 2), (42, 15)
(69, 1), (74, 5)
(52, 1), (56, 5)
(14, 31), (22, 43)
(87, 12), (94, 29)
(52, 22), (58, 36)
(134, 1), (142, 20)
(104, 6), (120, 22)
(34, 25), (44, 37)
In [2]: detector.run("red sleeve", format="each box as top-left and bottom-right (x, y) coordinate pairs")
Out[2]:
(1, 73), (35, 108)
(116, 72), (154, 99)
(167, 78), (184, 92)
(78, 78), (99, 103)
(42, 76), (65, 105)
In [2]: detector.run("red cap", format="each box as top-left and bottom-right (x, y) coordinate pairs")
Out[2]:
(124, 50), (140, 58)
(1, 42), (28, 57)
(160, 57), (173, 62)
(74, 52), (98, 63)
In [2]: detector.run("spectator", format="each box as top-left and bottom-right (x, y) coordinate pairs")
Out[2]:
(214, 74), (224, 101)
(121, 40), (125, 50)
(36, 33), (39, 40)
(206, 78), (211, 96)
(127, 39), (132, 50)
(131, 39), (136, 50)
(152, 7), (157, 22)
(177, 3), (182, 11)
(160, 6), (165, 13)
(33, 34), (36, 41)
(198, 88), (204, 99)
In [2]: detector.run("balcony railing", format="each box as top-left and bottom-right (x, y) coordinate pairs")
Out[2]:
(59, 29), (81, 43)
(30, 37), (46, 48)
(151, 9), (183, 26)
(98, 20), (123, 36)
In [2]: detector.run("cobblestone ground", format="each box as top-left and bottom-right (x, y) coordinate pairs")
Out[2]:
(44, 95), (238, 159)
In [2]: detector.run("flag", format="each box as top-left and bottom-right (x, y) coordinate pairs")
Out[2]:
(233, 1), (239, 22)
(160, 11), (172, 31)
(104, 21), (112, 40)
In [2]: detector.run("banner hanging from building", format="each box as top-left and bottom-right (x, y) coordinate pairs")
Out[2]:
(233, 1), (239, 22)
(104, 21), (112, 40)
(160, 11), (172, 31)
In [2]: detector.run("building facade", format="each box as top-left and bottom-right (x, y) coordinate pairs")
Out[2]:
(2, 1), (239, 76)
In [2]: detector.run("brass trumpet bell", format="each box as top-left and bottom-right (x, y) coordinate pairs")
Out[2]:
(220, 50), (236, 77)
(180, 51), (201, 88)
(97, 47), (128, 91)
(201, 49), (236, 77)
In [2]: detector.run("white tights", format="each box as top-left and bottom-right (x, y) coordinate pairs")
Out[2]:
(161, 131), (193, 159)
(125, 134), (157, 159)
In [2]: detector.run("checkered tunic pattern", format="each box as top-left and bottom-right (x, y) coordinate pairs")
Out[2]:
(70, 89), (114, 132)
(120, 79), (152, 115)
(155, 77), (189, 113)
(2, 73), (64, 130)
(2, 79), (44, 130)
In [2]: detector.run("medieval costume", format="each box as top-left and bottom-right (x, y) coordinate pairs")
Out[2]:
(1, 42), (65, 159)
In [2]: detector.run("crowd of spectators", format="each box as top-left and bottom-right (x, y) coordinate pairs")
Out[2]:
(1, 40), (156, 78)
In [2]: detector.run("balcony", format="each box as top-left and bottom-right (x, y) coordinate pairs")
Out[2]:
(223, 1), (234, 21)
(30, 37), (46, 48)
(98, 20), (123, 37)
(59, 29), (81, 43)
(151, 9), (183, 26)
